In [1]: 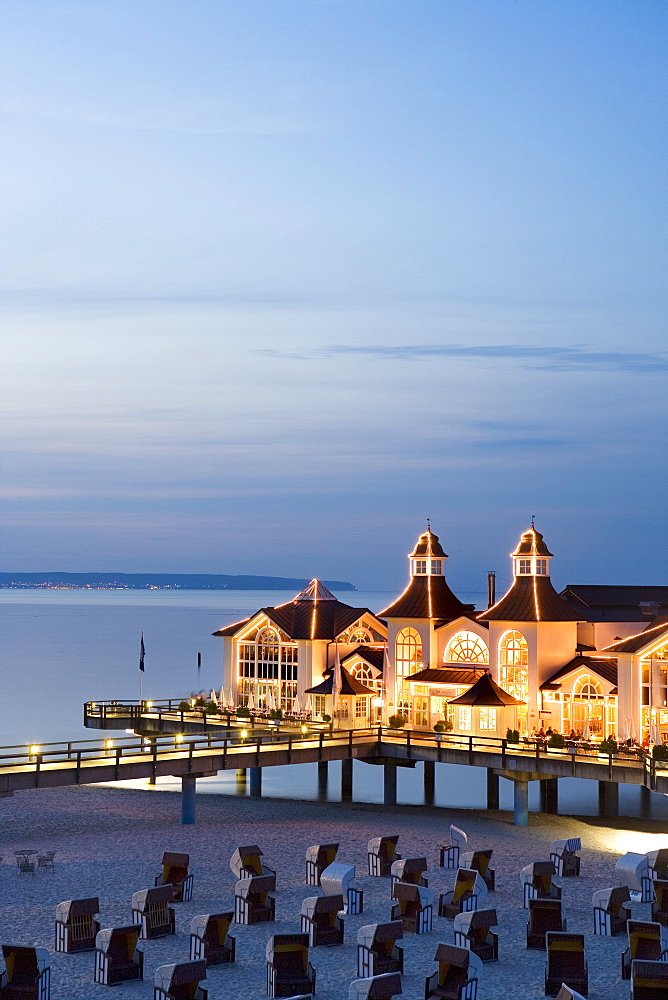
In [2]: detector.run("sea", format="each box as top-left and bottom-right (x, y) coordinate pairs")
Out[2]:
(2, 588), (666, 821)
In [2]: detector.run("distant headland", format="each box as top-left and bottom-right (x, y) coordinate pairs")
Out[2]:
(0, 572), (356, 591)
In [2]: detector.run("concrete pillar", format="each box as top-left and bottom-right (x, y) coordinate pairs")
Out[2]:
(317, 761), (328, 799)
(424, 761), (435, 806)
(236, 768), (247, 780)
(486, 769), (499, 810)
(249, 766), (262, 798)
(513, 780), (529, 827)
(384, 764), (397, 806)
(598, 780), (619, 818)
(235, 768), (247, 796)
(181, 775), (196, 825)
(640, 784), (652, 819)
(341, 758), (353, 802)
(539, 778), (559, 814)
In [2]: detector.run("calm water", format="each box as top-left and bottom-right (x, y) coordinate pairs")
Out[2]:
(1, 588), (666, 821)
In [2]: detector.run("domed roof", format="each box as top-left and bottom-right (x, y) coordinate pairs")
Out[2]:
(410, 528), (447, 558)
(512, 526), (553, 557)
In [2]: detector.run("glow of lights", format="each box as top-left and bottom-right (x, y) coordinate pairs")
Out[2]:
(175, 734), (183, 743)
(241, 730), (248, 740)
(190, 699), (195, 708)
(29, 745), (40, 755)
(105, 740), (113, 749)
(146, 701), (153, 709)
(604, 623), (668, 654)
(301, 725), (308, 734)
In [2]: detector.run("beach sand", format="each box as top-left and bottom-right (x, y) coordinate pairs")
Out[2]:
(1, 784), (666, 999)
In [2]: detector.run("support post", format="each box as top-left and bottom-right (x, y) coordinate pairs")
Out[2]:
(317, 761), (328, 799)
(424, 760), (435, 806)
(249, 766), (262, 798)
(598, 780), (619, 818)
(640, 784), (652, 819)
(147, 738), (156, 784)
(513, 779), (529, 827)
(181, 775), (196, 825)
(341, 758), (353, 802)
(539, 777), (558, 814)
(236, 768), (247, 780)
(384, 763), (397, 806)
(486, 769), (499, 810)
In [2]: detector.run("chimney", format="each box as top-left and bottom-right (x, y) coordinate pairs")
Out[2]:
(487, 571), (496, 608)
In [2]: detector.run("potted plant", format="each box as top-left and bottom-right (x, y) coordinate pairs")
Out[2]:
(388, 714), (407, 730)
(433, 721), (445, 742)
(506, 728), (520, 744)
(269, 708), (283, 724)
(599, 738), (618, 755)
(205, 699), (218, 715)
(652, 744), (668, 763)
(194, 697), (206, 708)
(322, 713), (331, 724)
(547, 733), (565, 751)
(178, 700), (190, 712)
(235, 706), (250, 719)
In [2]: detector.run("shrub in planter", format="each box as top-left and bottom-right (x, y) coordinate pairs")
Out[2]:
(205, 700), (218, 714)
(322, 714), (332, 723)
(388, 714), (408, 729)
(269, 709), (283, 721)
(194, 697), (206, 708)
(178, 700), (190, 712)
(599, 739), (618, 754)
(547, 733), (565, 750)
(442, 719), (454, 732)
(235, 706), (250, 718)
(433, 722), (446, 734)
(506, 728), (520, 743)
(652, 744), (668, 761)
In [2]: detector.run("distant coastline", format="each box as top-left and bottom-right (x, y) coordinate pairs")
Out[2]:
(0, 572), (356, 591)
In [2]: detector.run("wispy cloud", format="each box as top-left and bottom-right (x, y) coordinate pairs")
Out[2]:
(259, 343), (668, 373)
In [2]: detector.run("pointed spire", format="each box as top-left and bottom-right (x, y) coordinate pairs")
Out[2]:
(295, 578), (338, 601)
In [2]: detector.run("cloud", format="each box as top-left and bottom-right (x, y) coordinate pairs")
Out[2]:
(259, 343), (668, 373)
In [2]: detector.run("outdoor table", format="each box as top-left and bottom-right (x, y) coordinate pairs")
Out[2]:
(14, 850), (38, 859)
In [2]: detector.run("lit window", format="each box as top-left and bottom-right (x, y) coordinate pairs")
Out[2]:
(479, 708), (497, 731)
(355, 697), (367, 719)
(499, 631), (528, 704)
(458, 707), (472, 730)
(431, 560), (442, 574)
(536, 559), (547, 575)
(395, 628), (422, 684)
(573, 674), (603, 699)
(518, 559), (531, 574)
(314, 695), (327, 717)
(444, 631), (489, 664)
(415, 560), (427, 574)
(345, 627), (373, 643)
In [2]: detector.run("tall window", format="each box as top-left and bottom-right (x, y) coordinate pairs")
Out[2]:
(257, 628), (280, 679)
(237, 624), (298, 710)
(350, 663), (382, 697)
(395, 628), (422, 684)
(536, 559), (547, 575)
(499, 630), (529, 704)
(444, 631), (489, 664)
(479, 708), (497, 731)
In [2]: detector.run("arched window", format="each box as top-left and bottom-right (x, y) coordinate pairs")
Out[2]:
(351, 663), (382, 695)
(346, 627), (373, 643)
(256, 627), (280, 680)
(444, 631), (489, 664)
(498, 630), (528, 704)
(573, 674), (603, 699)
(395, 628), (422, 685)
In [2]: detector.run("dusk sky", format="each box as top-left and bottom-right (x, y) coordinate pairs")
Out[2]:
(1, 1), (666, 593)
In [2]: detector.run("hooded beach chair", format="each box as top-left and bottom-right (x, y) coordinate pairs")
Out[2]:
(131, 886), (176, 939)
(554, 986), (587, 1000)
(155, 851), (194, 902)
(440, 826), (468, 870)
(592, 886), (631, 936)
(321, 862), (363, 914)
(233, 874), (275, 925)
(651, 881), (668, 928)
(391, 882), (433, 934)
(368, 836), (401, 877)
(305, 843), (339, 886)
(424, 943), (482, 1000)
(266, 933), (315, 999)
(526, 899), (567, 949)
(616, 852), (653, 903)
(544, 933), (587, 998)
(630, 959), (668, 999)
(189, 913), (235, 965)
(520, 861), (561, 908)
(0, 946), (50, 1000)
(357, 921), (403, 978)
(94, 926), (143, 985)
(647, 849), (668, 883)
(55, 897), (100, 953)
(621, 921), (668, 980)
(391, 857), (428, 892)
(348, 972), (402, 1000)
(459, 850), (495, 892)
(439, 869), (487, 920)
(230, 845), (276, 888)
(154, 960), (207, 1000)
(453, 908), (498, 962)
(300, 894), (344, 947)
(550, 838), (581, 877)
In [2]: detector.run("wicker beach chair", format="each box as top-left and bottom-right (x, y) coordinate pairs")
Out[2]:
(94, 926), (143, 986)
(321, 862), (363, 914)
(189, 913), (235, 965)
(348, 972), (402, 1000)
(554, 986), (586, 1000)
(300, 894), (344, 947)
(391, 857), (428, 895)
(527, 899), (566, 949)
(0, 946), (50, 1000)
(155, 851), (193, 902)
(440, 826), (468, 869)
(424, 943), (481, 1000)
(439, 869), (487, 920)
(154, 960), (207, 1000)
(592, 886), (631, 936)
(616, 852), (653, 903)
(233, 874), (276, 925)
(230, 845), (276, 887)
(621, 921), (668, 980)
(550, 839), (581, 877)
(544, 932), (587, 998)
(630, 959), (668, 999)
(453, 908), (498, 962)
(459, 850), (495, 892)
(131, 886), (176, 939)
(651, 881), (668, 928)
(520, 861), (561, 908)
(391, 882), (433, 934)
(54, 897), (100, 953)
(305, 843), (339, 886)
(357, 921), (403, 978)
(266, 934), (315, 999)
(368, 836), (401, 877)
(37, 851), (56, 873)
(647, 849), (668, 883)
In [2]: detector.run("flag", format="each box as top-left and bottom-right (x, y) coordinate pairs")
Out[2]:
(139, 632), (145, 673)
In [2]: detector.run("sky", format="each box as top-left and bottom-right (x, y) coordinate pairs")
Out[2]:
(1, 0), (666, 594)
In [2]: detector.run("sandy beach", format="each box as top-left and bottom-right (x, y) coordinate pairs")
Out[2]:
(1, 784), (667, 1000)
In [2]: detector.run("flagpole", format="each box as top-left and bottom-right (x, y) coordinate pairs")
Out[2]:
(139, 631), (145, 704)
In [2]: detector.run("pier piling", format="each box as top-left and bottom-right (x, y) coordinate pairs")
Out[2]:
(249, 766), (262, 798)
(181, 775), (196, 824)
(423, 760), (435, 806)
(384, 763), (397, 806)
